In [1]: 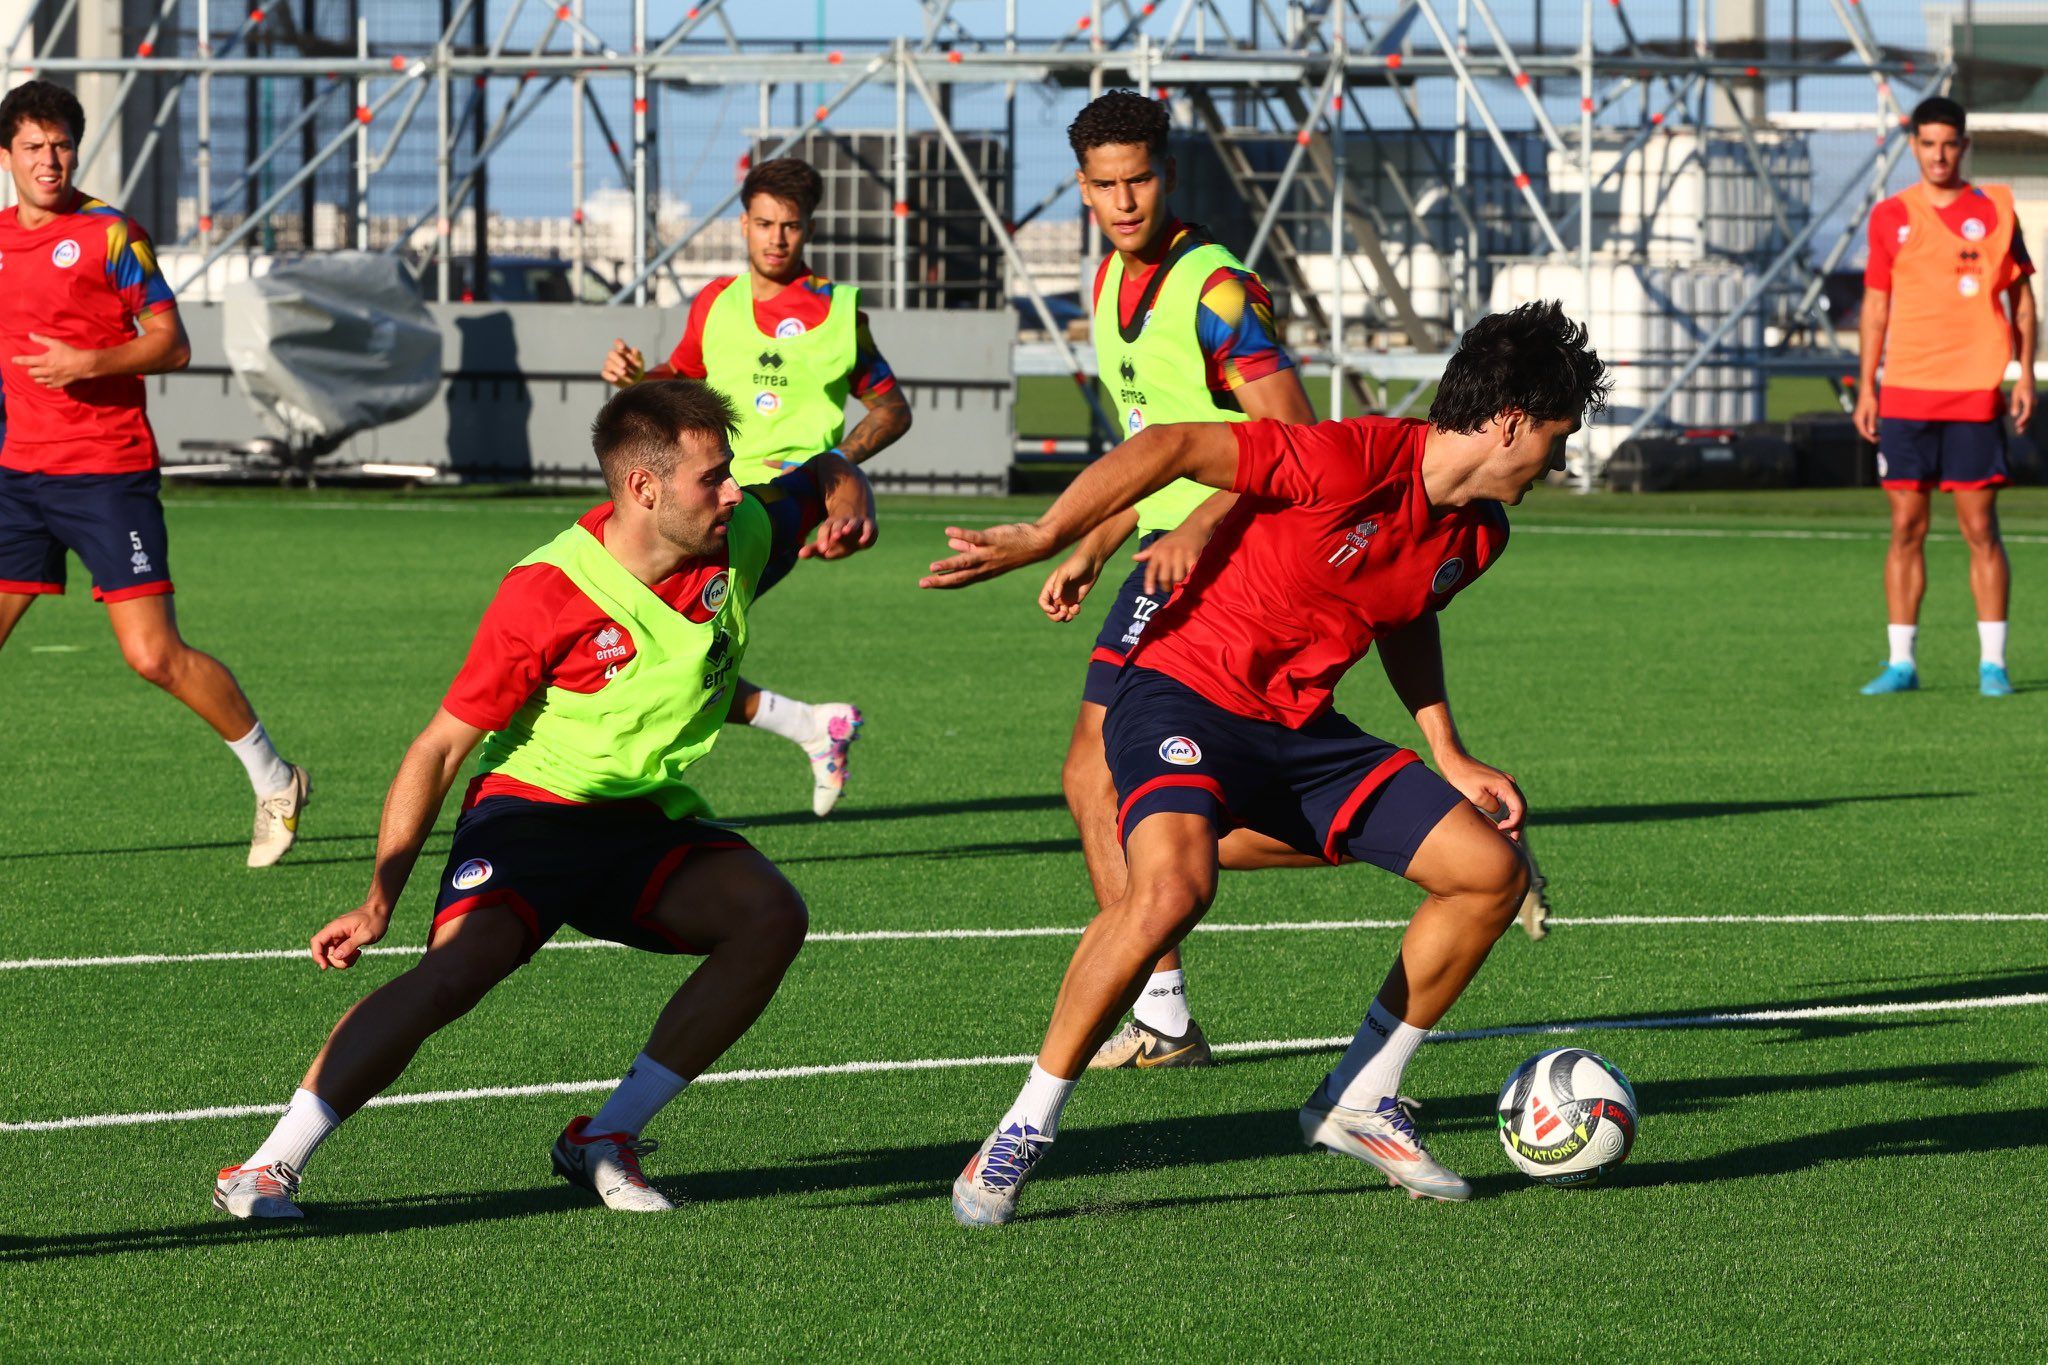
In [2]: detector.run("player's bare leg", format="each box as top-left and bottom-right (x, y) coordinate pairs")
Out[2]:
(729, 675), (864, 816)
(955, 811), (1217, 1225)
(105, 595), (309, 863)
(0, 591), (36, 651)
(1064, 704), (1205, 1067)
(1301, 803), (1527, 1201)
(1866, 488), (1931, 694)
(215, 908), (530, 1219)
(1954, 488), (2013, 695)
(300, 908), (532, 1118)
(551, 846), (810, 1211)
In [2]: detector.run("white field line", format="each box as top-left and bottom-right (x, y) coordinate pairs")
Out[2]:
(5, 989), (2044, 1134)
(161, 501), (2048, 546)
(3, 912), (2045, 974)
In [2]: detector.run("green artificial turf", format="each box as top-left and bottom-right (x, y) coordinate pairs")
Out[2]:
(2, 487), (2044, 1358)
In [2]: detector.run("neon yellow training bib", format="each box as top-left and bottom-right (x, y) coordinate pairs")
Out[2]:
(1093, 237), (1255, 534)
(700, 277), (857, 487)
(475, 497), (772, 820)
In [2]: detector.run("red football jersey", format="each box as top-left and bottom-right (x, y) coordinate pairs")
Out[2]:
(1128, 416), (1509, 727)
(0, 191), (178, 475)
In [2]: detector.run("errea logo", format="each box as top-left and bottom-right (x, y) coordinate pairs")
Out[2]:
(593, 623), (631, 663)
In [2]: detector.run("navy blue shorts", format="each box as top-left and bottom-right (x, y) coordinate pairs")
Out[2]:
(0, 467), (174, 602)
(1877, 418), (2008, 492)
(1083, 531), (1168, 707)
(1102, 666), (1465, 874)
(431, 795), (754, 958)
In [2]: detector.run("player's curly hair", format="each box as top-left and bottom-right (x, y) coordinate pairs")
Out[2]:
(741, 157), (823, 219)
(592, 380), (741, 494)
(0, 79), (85, 146)
(1428, 301), (1611, 434)
(1067, 90), (1170, 163)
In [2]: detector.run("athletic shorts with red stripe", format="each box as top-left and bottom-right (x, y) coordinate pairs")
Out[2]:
(1102, 664), (1464, 873)
(0, 467), (174, 601)
(1083, 530), (1168, 706)
(431, 794), (751, 959)
(1877, 417), (2008, 491)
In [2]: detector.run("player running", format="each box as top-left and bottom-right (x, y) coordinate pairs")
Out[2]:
(600, 156), (911, 814)
(1044, 90), (1316, 1070)
(924, 302), (1608, 1221)
(1854, 96), (2034, 697)
(0, 79), (308, 867)
(214, 381), (876, 1219)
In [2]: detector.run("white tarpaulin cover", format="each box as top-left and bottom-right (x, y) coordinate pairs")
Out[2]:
(222, 253), (442, 450)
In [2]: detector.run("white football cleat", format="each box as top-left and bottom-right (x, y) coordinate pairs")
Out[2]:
(247, 765), (311, 869)
(952, 1122), (1051, 1227)
(551, 1116), (675, 1212)
(1301, 1090), (1472, 1202)
(214, 1161), (305, 1219)
(804, 703), (863, 818)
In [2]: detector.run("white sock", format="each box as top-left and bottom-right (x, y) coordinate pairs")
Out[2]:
(998, 1062), (1077, 1140)
(1887, 624), (1918, 668)
(227, 722), (293, 796)
(589, 1052), (690, 1138)
(747, 690), (817, 745)
(245, 1088), (340, 1173)
(1132, 968), (1191, 1037)
(1324, 999), (1430, 1111)
(1979, 620), (2008, 669)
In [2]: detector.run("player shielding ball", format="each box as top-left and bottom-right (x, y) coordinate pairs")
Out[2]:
(0, 80), (308, 866)
(923, 302), (1608, 1222)
(1046, 90), (1317, 1069)
(214, 381), (875, 1220)
(601, 156), (912, 815)
(1853, 96), (2034, 697)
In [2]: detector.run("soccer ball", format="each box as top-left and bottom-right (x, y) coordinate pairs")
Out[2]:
(1496, 1048), (1639, 1185)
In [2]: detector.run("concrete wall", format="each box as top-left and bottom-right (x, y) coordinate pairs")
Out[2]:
(152, 303), (1015, 492)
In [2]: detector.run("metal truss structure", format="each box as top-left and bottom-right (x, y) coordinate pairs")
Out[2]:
(4, 0), (1983, 478)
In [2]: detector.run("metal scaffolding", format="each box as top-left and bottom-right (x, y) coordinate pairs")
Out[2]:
(2, 0), (1990, 479)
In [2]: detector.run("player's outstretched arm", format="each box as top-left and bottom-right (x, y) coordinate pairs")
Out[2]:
(1376, 614), (1525, 838)
(312, 708), (486, 970)
(920, 422), (1239, 590)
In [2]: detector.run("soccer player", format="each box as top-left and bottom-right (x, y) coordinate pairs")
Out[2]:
(0, 79), (308, 867)
(600, 156), (911, 814)
(1041, 90), (1315, 1069)
(1853, 96), (2034, 697)
(213, 381), (876, 1220)
(923, 302), (1608, 1221)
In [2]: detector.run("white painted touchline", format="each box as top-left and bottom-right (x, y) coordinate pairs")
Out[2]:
(3, 912), (2044, 974)
(5, 990), (2043, 1133)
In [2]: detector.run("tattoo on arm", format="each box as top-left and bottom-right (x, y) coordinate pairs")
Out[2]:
(837, 389), (913, 465)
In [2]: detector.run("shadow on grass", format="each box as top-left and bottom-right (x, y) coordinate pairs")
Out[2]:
(781, 838), (1079, 867)
(4, 1059), (2036, 1260)
(726, 792), (1070, 830)
(1531, 791), (1971, 828)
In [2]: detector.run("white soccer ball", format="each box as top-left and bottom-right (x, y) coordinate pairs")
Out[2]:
(1496, 1048), (1639, 1185)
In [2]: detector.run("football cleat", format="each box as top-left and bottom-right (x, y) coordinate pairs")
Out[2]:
(1087, 1017), (1214, 1070)
(805, 703), (863, 817)
(1859, 663), (1919, 696)
(1301, 1090), (1472, 1202)
(1516, 840), (1552, 941)
(952, 1122), (1051, 1227)
(213, 1161), (305, 1220)
(551, 1116), (675, 1212)
(247, 764), (311, 869)
(1980, 662), (2014, 697)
